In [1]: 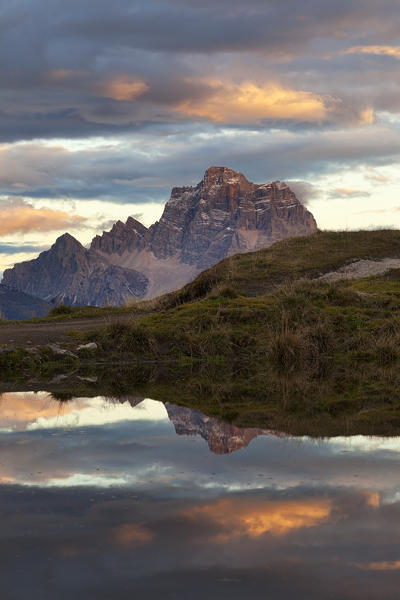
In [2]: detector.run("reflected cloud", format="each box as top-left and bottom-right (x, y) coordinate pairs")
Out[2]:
(0, 393), (169, 432)
(0, 392), (83, 431)
(112, 523), (155, 546)
(356, 560), (400, 571)
(0, 390), (399, 596)
(184, 497), (333, 539)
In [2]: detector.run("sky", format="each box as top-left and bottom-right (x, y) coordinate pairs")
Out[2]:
(0, 0), (400, 274)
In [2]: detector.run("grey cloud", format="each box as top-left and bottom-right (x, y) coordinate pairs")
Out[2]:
(0, 243), (49, 254)
(285, 181), (322, 206)
(1, 119), (399, 204)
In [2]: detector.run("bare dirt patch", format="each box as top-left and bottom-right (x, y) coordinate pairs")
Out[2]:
(319, 258), (400, 282)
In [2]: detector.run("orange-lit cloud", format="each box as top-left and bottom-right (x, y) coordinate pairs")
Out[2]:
(111, 523), (154, 546)
(345, 45), (400, 60)
(184, 497), (332, 539)
(46, 69), (149, 102)
(174, 80), (328, 123)
(101, 77), (149, 101)
(0, 199), (86, 235)
(47, 69), (88, 82)
(358, 107), (375, 125)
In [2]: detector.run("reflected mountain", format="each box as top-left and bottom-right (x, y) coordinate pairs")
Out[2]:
(165, 402), (278, 454)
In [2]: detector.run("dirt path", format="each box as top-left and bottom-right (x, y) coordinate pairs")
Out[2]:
(0, 313), (139, 347)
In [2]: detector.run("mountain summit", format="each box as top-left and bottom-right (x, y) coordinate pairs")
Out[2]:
(2, 167), (317, 305)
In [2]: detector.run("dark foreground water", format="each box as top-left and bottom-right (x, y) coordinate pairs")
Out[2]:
(0, 392), (400, 599)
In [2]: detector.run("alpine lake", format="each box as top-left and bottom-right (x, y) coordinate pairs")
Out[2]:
(1, 367), (400, 600)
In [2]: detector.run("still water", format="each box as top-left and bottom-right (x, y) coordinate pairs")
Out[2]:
(0, 391), (399, 599)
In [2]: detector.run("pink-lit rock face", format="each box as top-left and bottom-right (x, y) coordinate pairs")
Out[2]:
(3, 167), (317, 306)
(141, 166), (317, 270)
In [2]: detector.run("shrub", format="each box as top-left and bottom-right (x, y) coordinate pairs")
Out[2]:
(269, 330), (305, 373)
(101, 321), (156, 354)
(48, 304), (74, 316)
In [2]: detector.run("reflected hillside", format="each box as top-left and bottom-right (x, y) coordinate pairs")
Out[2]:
(3, 359), (400, 437)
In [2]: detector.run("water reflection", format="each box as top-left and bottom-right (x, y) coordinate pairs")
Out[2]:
(0, 392), (400, 598)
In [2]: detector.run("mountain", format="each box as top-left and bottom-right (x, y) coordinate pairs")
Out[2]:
(2, 232), (148, 306)
(165, 402), (276, 454)
(2, 167), (317, 306)
(0, 284), (51, 320)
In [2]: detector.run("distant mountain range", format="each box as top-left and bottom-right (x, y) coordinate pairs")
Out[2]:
(2, 166), (317, 307)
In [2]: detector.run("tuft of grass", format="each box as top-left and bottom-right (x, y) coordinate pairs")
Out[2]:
(48, 304), (74, 316)
(94, 320), (156, 355)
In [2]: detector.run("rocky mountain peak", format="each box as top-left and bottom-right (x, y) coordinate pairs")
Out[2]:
(53, 232), (84, 253)
(91, 215), (147, 256)
(126, 216), (148, 236)
(202, 166), (252, 192)
(3, 167), (318, 307)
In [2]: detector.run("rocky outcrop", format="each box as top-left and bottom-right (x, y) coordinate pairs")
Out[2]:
(2, 167), (317, 306)
(0, 284), (51, 320)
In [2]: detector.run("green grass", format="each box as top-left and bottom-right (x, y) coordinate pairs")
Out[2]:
(23, 303), (145, 323)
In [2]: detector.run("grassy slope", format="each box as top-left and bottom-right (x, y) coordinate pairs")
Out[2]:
(157, 229), (400, 306)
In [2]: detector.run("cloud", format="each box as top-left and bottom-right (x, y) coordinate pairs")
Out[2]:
(329, 187), (371, 198)
(111, 523), (154, 546)
(355, 560), (400, 571)
(0, 116), (399, 206)
(286, 181), (322, 205)
(184, 497), (332, 539)
(0, 0), (398, 143)
(0, 393), (86, 432)
(173, 80), (328, 123)
(0, 197), (86, 235)
(0, 243), (48, 255)
(345, 45), (400, 60)
(101, 77), (149, 101)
